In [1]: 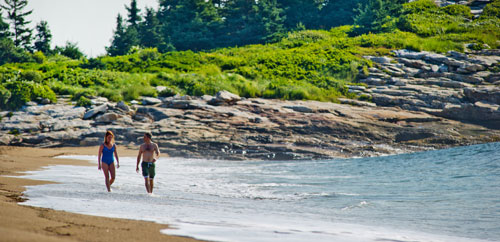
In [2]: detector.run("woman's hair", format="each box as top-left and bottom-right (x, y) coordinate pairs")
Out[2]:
(104, 130), (115, 145)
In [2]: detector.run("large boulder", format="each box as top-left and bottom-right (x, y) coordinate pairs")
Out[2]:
(142, 97), (162, 105)
(464, 87), (500, 104)
(83, 104), (108, 120)
(208, 91), (241, 106)
(95, 113), (121, 123)
(136, 106), (170, 121)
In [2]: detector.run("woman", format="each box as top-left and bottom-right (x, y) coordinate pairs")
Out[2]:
(98, 130), (120, 192)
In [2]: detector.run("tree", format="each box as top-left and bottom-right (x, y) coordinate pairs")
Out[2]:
(0, 0), (33, 49)
(320, 0), (365, 29)
(158, 0), (222, 51)
(139, 7), (171, 51)
(0, 9), (10, 39)
(353, 0), (405, 35)
(33, 20), (52, 54)
(55, 41), (84, 59)
(126, 0), (142, 27)
(277, 0), (320, 30)
(255, 0), (285, 43)
(106, 14), (139, 56)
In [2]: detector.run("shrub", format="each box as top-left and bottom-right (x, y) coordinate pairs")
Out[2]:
(443, 4), (473, 19)
(0, 85), (11, 109)
(158, 87), (177, 97)
(21, 70), (43, 83)
(76, 96), (92, 107)
(482, 1), (500, 18)
(32, 51), (46, 64)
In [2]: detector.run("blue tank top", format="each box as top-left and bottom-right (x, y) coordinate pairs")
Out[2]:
(102, 144), (115, 163)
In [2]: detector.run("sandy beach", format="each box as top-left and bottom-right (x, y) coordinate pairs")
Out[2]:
(0, 145), (204, 242)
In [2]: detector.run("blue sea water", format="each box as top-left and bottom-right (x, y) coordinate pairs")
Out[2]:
(18, 142), (500, 242)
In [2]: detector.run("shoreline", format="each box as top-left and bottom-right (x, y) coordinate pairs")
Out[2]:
(0, 145), (205, 242)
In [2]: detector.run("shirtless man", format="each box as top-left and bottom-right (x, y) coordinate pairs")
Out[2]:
(136, 132), (160, 194)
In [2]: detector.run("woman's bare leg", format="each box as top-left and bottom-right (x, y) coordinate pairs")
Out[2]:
(102, 163), (111, 192)
(109, 163), (116, 186)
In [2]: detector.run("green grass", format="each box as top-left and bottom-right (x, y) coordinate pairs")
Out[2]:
(1, 0), (500, 110)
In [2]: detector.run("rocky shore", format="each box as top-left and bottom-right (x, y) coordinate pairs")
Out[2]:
(1, 49), (500, 160)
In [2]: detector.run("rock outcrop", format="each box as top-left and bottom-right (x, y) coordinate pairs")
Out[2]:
(1, 85), (499, 160)
(357, 49), (500, 129)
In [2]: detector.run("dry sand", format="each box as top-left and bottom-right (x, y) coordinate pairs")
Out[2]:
(0, 145), (204, 242)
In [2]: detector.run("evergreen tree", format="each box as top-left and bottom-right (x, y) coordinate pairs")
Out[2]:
(106, 14), (139, 56)
(0, 9), (10, 39)
(220, 0), (259, 46)
(320, 0), (364, 29)
(277, 0), (320, 30)
(0, 0), (33, 49)
(34, 20), (52, 54)
(55, 41), (84, 59)
(139, 7), (172, 51)
(126, 0), (142, 27)
(158, 0), (222, 51)
(255, 0), (285, 43)
(353, 0), (405, 35)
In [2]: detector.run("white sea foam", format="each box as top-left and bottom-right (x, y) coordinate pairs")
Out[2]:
(16, 155), (496, 242)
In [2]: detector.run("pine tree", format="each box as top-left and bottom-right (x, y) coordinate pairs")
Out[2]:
(158, 0), (222, 51)
(277, 0), (320, 30)
(34, 20), (52, 54)
(106, 14), (139, 56)
(320, 0), (364, 29)
(139, 7), (172, 52)
(353, 0), (405, 35)
(255, 0), (285, 43)
(220, 0), (259, 46)
(0, 0), (33, 49)
(0, 9), (10, 39)
(126, 0), (142, 27)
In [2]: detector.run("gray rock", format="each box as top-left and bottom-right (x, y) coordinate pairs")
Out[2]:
(283, 105), (314, 113)
(116, 101), (130, 112)
(90, 97), (109, 105)
(95, 113), (121, 123)
(41, 98), (51, 104)
(464, 87), (500, 104)
(142, 97), (162, 105)
(365, 56), (393, 64)
(80, 137), (102, 146)
(446, 73), (483, 84)
(209, 91), (241, 106)
(83, 104), (108, 120)
(136, 106), (170, 121)
(0, 134), (14, 145)
(397, 58), (427, 68)
(155, 86), (167, 93)
(338, 98), (376, 107)
(447, 50), (468, 60)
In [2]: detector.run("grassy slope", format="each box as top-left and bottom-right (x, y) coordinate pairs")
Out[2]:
(1, 0), (499, 109)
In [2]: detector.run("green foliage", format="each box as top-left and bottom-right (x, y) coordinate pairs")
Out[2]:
(442, 4), (473, 19)
(76, 96), (92, 107)
(32, 51), (46, 64)
(56, 42), (85, 60)
(34, 20), (52, 54)
(0, 0), (33, 50)
(482, 0), (500, 18)
(0, 80), (56, 110)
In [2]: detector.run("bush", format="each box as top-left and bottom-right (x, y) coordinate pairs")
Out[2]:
(1, 81), (56, 110)
(76, 96), (92, 107)
(32, 51), (46, 64)
(21, 70), (43, 83)
(158, 87), (177, 97)
(482, 1), (500, 18)
(443, 4), (473, 19)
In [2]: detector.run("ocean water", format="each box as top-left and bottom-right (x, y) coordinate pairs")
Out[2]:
(18, 142), (500, 242)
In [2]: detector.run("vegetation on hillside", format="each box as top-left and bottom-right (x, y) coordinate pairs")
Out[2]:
(1, 0), (500, 110)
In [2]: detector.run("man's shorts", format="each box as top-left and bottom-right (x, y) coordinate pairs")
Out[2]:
(141, 162), (156, 179)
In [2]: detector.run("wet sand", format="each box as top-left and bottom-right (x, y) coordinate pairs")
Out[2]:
(0, 146), (204, 242)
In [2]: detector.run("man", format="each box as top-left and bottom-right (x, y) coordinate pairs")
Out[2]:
(136, 132), (160, 194)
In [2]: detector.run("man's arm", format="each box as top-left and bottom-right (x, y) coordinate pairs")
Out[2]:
(154, 143), (160, 162)
(136, 145), (143, 173)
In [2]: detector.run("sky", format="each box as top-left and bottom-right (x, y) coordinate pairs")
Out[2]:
(26, 0), (159, 57)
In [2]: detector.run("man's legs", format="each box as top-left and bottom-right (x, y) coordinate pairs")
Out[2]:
(144, 177), (151, 193)
(149, 178), (154, 193)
